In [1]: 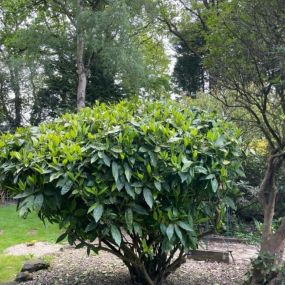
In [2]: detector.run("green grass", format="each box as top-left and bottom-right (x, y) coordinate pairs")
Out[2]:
(0, 255), (30, 283)
(0, 204), (61, 283)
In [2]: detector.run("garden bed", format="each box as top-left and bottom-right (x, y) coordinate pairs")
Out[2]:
(22, 242), (259, 285)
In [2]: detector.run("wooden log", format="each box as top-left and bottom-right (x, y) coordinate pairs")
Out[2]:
(203, 235), (245, 244)
(188, 249), (231, 263)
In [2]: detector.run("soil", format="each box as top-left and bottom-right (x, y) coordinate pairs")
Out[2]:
(16, 241), (259, 285)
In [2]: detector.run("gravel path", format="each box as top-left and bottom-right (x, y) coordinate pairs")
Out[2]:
(4, 242), (63, 257)
(21, 242), (256, 285)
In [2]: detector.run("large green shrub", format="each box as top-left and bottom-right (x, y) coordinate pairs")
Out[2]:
(0, 99), (243, 285)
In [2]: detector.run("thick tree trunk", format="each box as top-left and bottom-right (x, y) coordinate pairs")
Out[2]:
(249, 153), (285, 284)
(76, 0), (87, 111)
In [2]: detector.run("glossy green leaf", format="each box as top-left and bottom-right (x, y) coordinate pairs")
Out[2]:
(166, 224), (174, 240)
(112, 161), (119, 182)
(61, 180), (73, 195)
(92, 204), (104, 223)
(124, 163), (132, 182)
(125, 183), (135, 199)
(125, 208), (133, 230)
(111, 225), (121, 246)
(223, 197), (236, 210)
(143, 188), (153, 208)
(33, 194), (44, 210)
(211, 178), (219, 192)
(177, 221), (193, 232)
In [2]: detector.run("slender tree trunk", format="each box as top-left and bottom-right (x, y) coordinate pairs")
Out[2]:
(259, 155), (285, 262)
(249, 154), (285, 284)
(10, 67), (22, 128)
(0, 190), (5, 204)
(76, 0), (87, 111)
(0, 90), (14, 127)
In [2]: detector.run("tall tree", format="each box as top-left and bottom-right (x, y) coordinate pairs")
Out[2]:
(204, 0), (285, 283)
(0, 0), (170, 126)
(172, 36), (204, 97)
(49, 0), (166, 110)
(158, 0), (227, 94)
(76, 0), (87, 110)
(0, 0), (29, 128)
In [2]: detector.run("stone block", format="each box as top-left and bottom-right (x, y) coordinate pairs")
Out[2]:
(15, 272), (33, 283)
(21, 259), (49, 273)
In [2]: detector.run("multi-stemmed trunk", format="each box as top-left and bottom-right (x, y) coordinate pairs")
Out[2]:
(98, 239), (186, 285)
(125, 254), (186, 285)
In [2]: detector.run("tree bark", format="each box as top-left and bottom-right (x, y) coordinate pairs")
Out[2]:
(249, 153), (285, 284)
(259, 154), (285, 262)
(10, 66), (22, 128)
(76, 0), (87, 111)
(128, 265), (157, 285)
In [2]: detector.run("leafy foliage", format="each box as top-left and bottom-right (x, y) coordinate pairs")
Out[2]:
(204, 0), (285, 149)
(235, 138), (285, 223)
(0, 99), (243, 284)
(245, 253), (285, 285)
(205, 1), (285, 281)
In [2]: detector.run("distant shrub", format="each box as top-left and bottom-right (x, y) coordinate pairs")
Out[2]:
(236, 142), (285, 222)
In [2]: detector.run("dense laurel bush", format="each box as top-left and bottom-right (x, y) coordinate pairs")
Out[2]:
(0, 99), (243, 284)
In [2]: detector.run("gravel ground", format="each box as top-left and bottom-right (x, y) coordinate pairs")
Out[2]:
(21, 242), (256, 285)
(4, 242), (63, 257)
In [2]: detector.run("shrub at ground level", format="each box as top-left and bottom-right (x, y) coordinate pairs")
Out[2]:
(245, 253), (285, 285)
(0, 99), (243, 285)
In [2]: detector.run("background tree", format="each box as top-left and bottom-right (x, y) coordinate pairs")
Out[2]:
(0, 0), (170, 128)
(0, 0), (32, 129)
(204, 0), (285, 283)
(172, 39), (204, 97)
(158, 0), (223, 95)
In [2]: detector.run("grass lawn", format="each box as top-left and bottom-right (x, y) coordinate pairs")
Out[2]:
(0, 204), (61, 283)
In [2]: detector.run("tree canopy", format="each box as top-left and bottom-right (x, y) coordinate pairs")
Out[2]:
(0, 0), (170, 128)
(204, 0), (285, 283)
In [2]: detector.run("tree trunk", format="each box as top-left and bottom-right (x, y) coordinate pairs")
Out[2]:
(76, 0), (87, 111)
(249, 153), (285, 284)
(10, 67), (22, 128)
(0, 190), (5, 204)
(259, 154), (285, 262)
(125, 255), (186, 285)
(128, 265), (158, 285)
